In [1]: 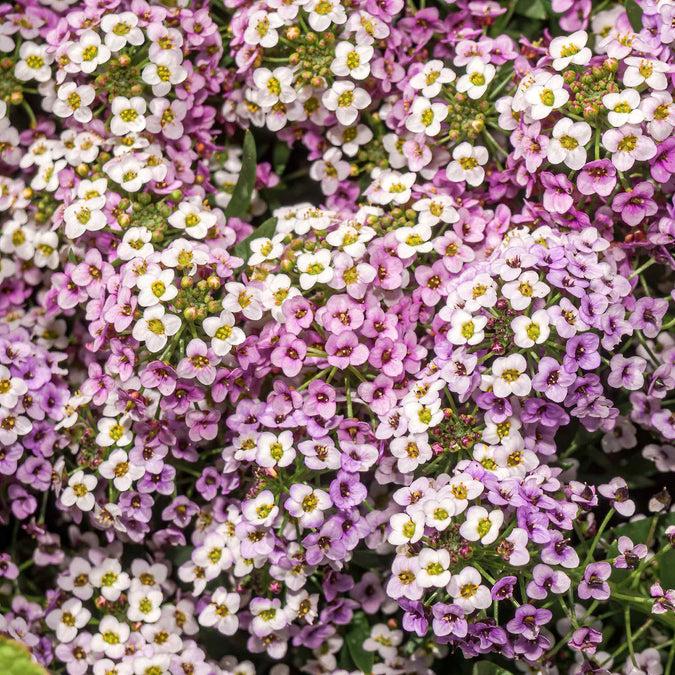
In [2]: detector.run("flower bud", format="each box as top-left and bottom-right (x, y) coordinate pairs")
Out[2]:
(184, 307), (198, 321)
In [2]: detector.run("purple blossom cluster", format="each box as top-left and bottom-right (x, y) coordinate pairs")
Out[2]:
(0, 0), (674, 673)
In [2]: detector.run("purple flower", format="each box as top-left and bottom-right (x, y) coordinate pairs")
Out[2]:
(577, 159), (617, 196)
(614, 536), (648, 569)
(541, 172), (574, 213)
(568, 627), (603, 654)
(527, 564), (571, 599)
(564, 333), (601, 372)
(304, 380), (337, 419)
(532, 357), (577, 403)
(611, 182), (658, 227)
(630, 297), (669, 338)
(598, 477), (635, 517)
(329, 471), (367, 509)
(578, 562), (612, 601)
(608, 355), (647, 391)
(325, 331), (369, 369)
(431, 603), (467, 638)
(506, 604), (552, 639)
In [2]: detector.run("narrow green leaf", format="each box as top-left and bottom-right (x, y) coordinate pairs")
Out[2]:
(273, 141), (292, 176)
(472, 661), (515, 675)
(625, 0), (643, 33)
(515, 0), (547, 20)
(224, 129), (257, 219)
(0, 637), (48, 675)
(345, 613), (374, 674)
(231, 217), (278, 265)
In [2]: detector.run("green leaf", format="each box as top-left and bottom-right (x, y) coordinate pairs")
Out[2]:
(659, 548), (675, 589)
(273, 141), (292, 176)
(625, 0), (643, 33)
(515, 0), (548, 20)
(231, 217), (278, 265)
(472, 662), (515, 675)
(613, 518), (652, 544)
(345, 613), (374, 674)
(224, 129), (257, 219)
(0, 637), (48, 675)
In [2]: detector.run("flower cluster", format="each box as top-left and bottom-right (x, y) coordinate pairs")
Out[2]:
(0, 0), (674, 673)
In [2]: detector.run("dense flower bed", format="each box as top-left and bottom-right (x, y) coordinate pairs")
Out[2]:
(0, 0), (674, 673)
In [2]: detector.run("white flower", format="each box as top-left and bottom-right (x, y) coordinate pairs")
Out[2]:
(511, 309), (551, 348)
(446, 142), (488, 186)
(253, 67), (296, 108)
(388, 511), (425, 545)
(96, 417), (133, 448)
(503, 270), (549, 310)
(284, 485), (331, 529)
(32, 161), (66, 194)
(15, 42), (53, 82)
(198, 588), (240, 635)
(99, 449), (144, 491)
(326, 124), (372, 157)
(0, 409), (31, 445)
(410, 59), (456, 98)
(132, 305), (181, 353)
(110, 96), (147, 136)
(202, 309), (246, 357)
(192, 533), (232, 581)
(445, 472), (484, 514)
(363, 624), (403, 660)
(309, 147), (351, 196)
(137, 267), (177, 307)
(305, 0), (347, 32)
(460, 506), (504, 545)
(422, 495), (456, 531)
(91, 615), (130, 659)
(249, 234), (285, 266)
(457, 273), (498, 312)
(405, 97), (447, 136)
(487, 353), (532, 398)
(101, 12), (144, 51)
(547, 118), (591, 170)
(46, 599), (91, 643)
(104, 155), (153, 192)
(142, 51), (187, 97)
(378, 171), (416, 205)
(417, 548), (451, 588)
(244, 10), (284, 49)
(61, 470), (97, 511)
(603, 89), (643, 127)
(330, 41), (373, 80)
(623, 57), (669, 91)
(256, 430), (296, 468)
(549, 30), (592, 70)
(448, 309), (488, 346)
(67, 30), (111, 74)
(394, 223), (433, 258)
(243, 489), (279, 526)
(90, 558), (131, 601)
(448, 566), (492, 612)
(0, 366), (27, 408)
(456, 57), (495, 99)
(133, 655), (170, 675)
(127, 587), (163, 623)
(53, 83), (95, 123)
(525, 73), (569, 120)
(117, 226), (153, 260)
(390, 434), (432, 472)
(642, 91), (675, 142)
(322, 80), (371, 126)
(296, 249), (334, 289)
(403, 398), (443, 433)
(412, 196), (459, 227)
(168, 201), (217, 239)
